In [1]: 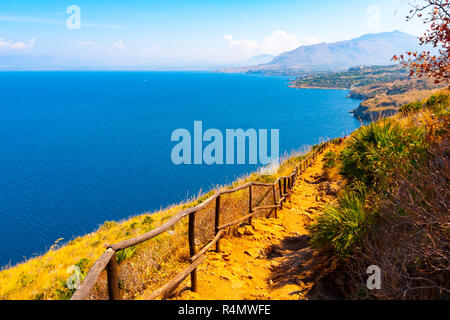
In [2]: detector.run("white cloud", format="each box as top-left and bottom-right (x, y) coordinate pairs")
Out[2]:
(224, 30), (320, 58)
(0, 37), (35, 50)
(224, 35), (258, 53)
(260, 30), (301, 55)
(112, 40), (125, 49)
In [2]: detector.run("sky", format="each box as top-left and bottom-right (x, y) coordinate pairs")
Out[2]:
(0, 0), (429, 69)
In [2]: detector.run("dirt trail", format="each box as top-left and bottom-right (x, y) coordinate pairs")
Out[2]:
(174, 143), (345, 300)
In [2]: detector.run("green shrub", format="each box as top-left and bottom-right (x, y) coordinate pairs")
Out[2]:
(140, 215), (154, 232)
(142, 216), (154, 225)
(340, 119), (426, 187)
(75, 258), (90, 278)
(309, 183), (371, 256)
(33, 292), (44, 300)
(400, 101), (422, 114)
(323, 151), (337, 169)
(99, 221), (118, 231)
(116, 246), (136, 264)
(52, 258), (91, 300)
(53, 281), (75, 300)
(425, 93), (449, 113)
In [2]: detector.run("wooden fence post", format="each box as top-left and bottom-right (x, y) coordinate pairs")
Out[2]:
(215, 195), (221, 252)
(188, 212), (198, 292)
(272, 184), (277, 218)
(278, 179), (283, 209)
(292, 171), (296, 187)
(248, 185), (253, 224)
(106, 253), (120, 300)
(283, 178), (287, 196)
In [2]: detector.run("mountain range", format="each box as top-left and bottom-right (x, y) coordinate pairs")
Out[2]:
(221, 30), (423, 74)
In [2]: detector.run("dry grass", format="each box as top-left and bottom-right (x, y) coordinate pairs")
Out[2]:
(345, 114), (449, 299)
(361, 88), (440, 113)
(318, 101), (450, 300)
(0, 144), (318, 300)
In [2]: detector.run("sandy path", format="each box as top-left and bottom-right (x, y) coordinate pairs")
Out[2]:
(173, 144), (344, 300)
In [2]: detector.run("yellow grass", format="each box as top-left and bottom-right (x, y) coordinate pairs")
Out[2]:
(0, 144), (317, 300)
(361, 88), (441, 112)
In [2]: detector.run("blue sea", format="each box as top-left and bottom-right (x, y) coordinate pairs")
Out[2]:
(0, 72), (360, 267)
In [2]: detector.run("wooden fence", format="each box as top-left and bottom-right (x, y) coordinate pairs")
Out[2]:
(71, 140), (331, 300)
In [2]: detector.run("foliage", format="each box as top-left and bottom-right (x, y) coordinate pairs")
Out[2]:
(292, 65), (408, 89)
(311, 98), (450, 299)
(393, 0), (450, 85)
(323, 151), (338, 168)
(339, 119), (426, 187)
(425, 92), (449, 112)
(400, 101), (423, 114)
(344, 115), (450, 299)
(400, 92), (449, 115)
(52, 258), (90, 300)
(309, 183), (370, 256)
(116, 246), (136, 264)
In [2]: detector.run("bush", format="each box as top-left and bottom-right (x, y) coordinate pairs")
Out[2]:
(400, 101), (422, 114)
(309, 183), (370, 257)
(345, 127), (450, 299)
(323, 151), (337, 169)
(116, 246), (136, 264)
(425, 92), (449, 114)
(339, 119), (426, 187)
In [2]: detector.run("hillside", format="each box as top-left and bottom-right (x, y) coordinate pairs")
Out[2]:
(350, 78), (444, 120)
(289, 65), (444, 121)
(171, 143), (347, 300)
(0, 143), (323, 300)
(174, 90), (450, 300)
(222, 31), (422, 74)
(290, 65), (409, 89)
(1, 90), (448, 300)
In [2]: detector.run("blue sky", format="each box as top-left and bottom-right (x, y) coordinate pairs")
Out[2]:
(0, 0), (428, 68)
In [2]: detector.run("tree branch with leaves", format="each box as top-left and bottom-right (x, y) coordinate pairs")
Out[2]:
(393, 0), (450, 85)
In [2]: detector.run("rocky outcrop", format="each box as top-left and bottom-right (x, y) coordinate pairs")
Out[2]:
(352, 103), (398, 121)
(347, 91), (369, 100)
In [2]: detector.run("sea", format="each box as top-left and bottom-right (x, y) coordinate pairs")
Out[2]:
(0, 71), (361, 267)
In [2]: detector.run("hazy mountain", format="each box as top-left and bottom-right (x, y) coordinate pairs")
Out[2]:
(0, 54), (276, 71)
(222, 31), (423, 74)
(242, 54), (275, 65)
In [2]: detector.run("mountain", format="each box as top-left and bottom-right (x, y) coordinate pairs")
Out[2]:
(242, 54), (274, 65)
(222, 31), (423, 74)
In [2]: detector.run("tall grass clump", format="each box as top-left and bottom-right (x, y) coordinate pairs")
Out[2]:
(310, 91), (450, 299)
(309, 183), (370, 257)
(310, 117), (427, 257)
(399, 92), (449, 116)
(339, 119), (426, 187)
(425, 92), (449, 114)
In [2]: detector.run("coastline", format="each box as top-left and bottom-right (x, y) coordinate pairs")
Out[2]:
(0, 143), (326, 299)
(288, 84), (349, 90)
